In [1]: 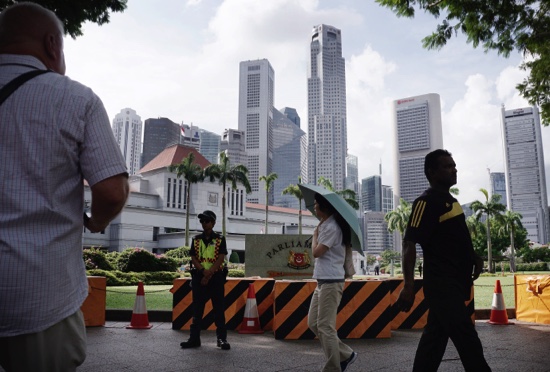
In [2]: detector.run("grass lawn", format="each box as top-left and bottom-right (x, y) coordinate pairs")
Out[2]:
(105, 273), (548, 311)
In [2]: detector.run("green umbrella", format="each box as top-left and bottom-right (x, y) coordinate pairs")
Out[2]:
(298, 183), (364, 255)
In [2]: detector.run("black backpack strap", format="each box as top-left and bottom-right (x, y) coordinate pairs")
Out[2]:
(0, 69), (51, 106)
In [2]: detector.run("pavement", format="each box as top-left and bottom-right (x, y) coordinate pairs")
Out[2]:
(79, 319), (550, 371)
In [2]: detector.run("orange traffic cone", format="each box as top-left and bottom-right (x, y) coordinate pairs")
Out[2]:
(126, 281), (152, 329)
(488, 280), (514, 325)
(239, 283), (263, 334)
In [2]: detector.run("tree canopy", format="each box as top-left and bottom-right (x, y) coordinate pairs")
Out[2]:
(0, 0), (127, 38)
(376, 0), (550, 126)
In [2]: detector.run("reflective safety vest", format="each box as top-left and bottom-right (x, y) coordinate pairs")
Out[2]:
(194, 236), (223, 270)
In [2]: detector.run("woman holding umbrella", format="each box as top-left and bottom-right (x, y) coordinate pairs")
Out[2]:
(307, 193), (358, 372)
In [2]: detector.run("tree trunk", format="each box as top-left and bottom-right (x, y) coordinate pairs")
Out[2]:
(185, 181), (191, 247)
(486, 219), (493, 273)
(222, 182), (227, 237)
(510, 230), (516, 272)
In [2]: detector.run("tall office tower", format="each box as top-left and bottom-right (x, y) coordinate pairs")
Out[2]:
(363, 211), (390, 256)
(112, 108), (142, 175)
(381, 184), (394, 250)
(307, 24), (348, 189)
(272, 108), (306, 209)
(180, 123), (200, 150)
(281, 107), (301, 127)
(199, 129), (221, 164)
(345, 154), (359, 200)
(220, 129), (248, 168)
(490, 172), (507, 207)
(361, 175), (382, 212)
(501, 106), (549, 244)
(393, 93), (443, 204)
(142, 117), (181, 168)
(238, 59), (274, 205)
(381, 185), (394, 213)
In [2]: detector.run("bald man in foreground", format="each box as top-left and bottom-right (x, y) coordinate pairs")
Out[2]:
(0, 3), (129, 371)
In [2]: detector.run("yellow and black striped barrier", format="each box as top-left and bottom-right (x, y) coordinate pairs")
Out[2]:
(171, 278), (475, 338)
(385, 279), (475, 329)
(272, 280), (392, 339)
(171, 278), (274, 331)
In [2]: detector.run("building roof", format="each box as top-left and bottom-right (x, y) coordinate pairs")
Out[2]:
(139, 144), (211, 174)
(245, 202), (313, 216)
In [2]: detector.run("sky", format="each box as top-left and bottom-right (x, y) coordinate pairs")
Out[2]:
(63, 0), (550, 205)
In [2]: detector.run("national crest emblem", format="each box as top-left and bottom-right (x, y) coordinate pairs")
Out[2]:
(288, 250), (311, 270)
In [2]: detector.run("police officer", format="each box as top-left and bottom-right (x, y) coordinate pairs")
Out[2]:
(180, 210), (230, 350)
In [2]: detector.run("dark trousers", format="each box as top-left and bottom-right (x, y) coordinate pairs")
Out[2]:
(413, 295), (491, 372)
(189, 270), (227, 340)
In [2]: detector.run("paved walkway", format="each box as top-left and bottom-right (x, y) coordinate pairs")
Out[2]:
(78, 320), (550, 371)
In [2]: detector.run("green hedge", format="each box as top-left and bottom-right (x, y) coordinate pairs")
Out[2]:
(87, 268), (244, 285)
(87, 269), (179, 286)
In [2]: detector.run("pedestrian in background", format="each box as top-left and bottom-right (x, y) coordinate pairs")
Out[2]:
(0, 3), (128, 371)
(180, 210), (230, 350)
(398, 149), (490, 371)
(308, 193), (357, 372)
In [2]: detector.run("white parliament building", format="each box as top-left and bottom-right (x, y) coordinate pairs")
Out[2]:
(83, 144), (318, 261)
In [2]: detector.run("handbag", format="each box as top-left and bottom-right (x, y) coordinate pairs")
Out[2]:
(344, 245), (356, 279)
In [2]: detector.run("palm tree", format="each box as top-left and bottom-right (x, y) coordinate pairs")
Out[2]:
(384, 198), (411, 236)
(317, 176), (359, 210)
(259, 172), (278, 234)
(470, 188), (506, 273)
(204, 151), (251, 237)
(168, 152), (204, 246)
(466, 214), (483, 240)
(499, 210), (523, 272)
(282, 177), (304, 235)
(450, 187), (459, 196)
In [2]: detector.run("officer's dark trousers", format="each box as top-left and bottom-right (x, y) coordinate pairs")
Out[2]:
(413, 294), (491, 372)
(189, 270), (227, 340)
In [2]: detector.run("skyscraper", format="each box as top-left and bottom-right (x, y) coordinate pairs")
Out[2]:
(220, 129), (247, 167)
(501, 105), (549, 244)
(281, 107), (301, 127)
(361, 175), (382, 212)
(112, 108), (142, 175)
(238, 59), (274, 205)
(142, 117), (181, 168)
(307, 24), (347, 190)
(272, 108), (306, 209)
(393, 93), (443, 204)
(346, 154), (359, 198)
(198, 129), (221, 164)
(490, 172), (507, 208)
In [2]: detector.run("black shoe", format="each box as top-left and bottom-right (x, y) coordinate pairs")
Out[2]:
(340, 351), (357, 372)
(180, 338), (201, 349)
(217, 338), (230, 350)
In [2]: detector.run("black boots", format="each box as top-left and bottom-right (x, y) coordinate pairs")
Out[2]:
(217, 338), (231, 350)
(180, 338), (201, 349)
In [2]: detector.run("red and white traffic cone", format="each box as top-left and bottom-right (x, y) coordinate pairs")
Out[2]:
(488, 280), (514, 325)
(126, 281), (152, 329)
(239, 283), (263, 334)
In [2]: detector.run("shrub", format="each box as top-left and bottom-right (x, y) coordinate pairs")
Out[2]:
(229, 251), (240, 263)
(105, 251), (119, 268)
(157, 256), (179, 272)
(86, 269), (179, 286)
(164, 246), (191, 266)
(228, 269), (245, 277)
(515, 262), (549, 271)
(83, 247), (113, 271)
(116, 248), (160, 272)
